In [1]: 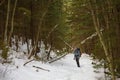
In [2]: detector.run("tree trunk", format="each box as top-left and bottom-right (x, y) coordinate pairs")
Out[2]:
(26, 38), (30, 54)
(47, 44), (52, 60)
(48, 53), (67, 63)
(8, 0), (18, 45)
(4, 0), (10, 43)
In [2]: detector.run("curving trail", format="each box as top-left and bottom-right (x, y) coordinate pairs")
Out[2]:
(0, 54), (104, 80)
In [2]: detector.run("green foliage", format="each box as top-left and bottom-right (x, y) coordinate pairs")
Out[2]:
(92, 60), (104, 74)
(0, 41), (9, 60)
(66, 0), (95, 48)
(116, 63), (120, 77)
(18, 7), (31, 16)
(92, 39), (105, 60)
(93, 62), (103, 69)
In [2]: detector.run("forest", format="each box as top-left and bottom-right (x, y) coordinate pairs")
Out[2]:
(0, 0), (120, 80)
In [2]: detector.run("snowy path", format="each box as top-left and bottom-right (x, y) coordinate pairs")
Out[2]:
(0, 54), (104, 80)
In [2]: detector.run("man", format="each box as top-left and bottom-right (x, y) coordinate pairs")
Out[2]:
(73, 48), (81, 67)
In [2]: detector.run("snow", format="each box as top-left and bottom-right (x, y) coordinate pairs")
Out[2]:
(0, 53), (104, 80)
(81, 28), (104, 44)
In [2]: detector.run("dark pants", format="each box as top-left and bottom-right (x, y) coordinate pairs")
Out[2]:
(75, 58), (80, 67)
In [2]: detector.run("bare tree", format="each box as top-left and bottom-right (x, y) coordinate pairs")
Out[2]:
(4, 0), (11, 43)
(8, 0), (18, 45)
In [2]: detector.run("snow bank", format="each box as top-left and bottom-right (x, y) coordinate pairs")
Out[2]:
(0, 53), (104, 80)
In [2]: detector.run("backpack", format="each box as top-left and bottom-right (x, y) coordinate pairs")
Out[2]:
(74, 49), (80, 57)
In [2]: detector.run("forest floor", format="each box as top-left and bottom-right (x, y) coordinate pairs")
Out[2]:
(0, 53), (105, 80)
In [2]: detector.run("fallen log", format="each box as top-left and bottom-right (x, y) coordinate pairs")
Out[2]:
(33, 65), (50, 72)
(48, 53), (67, 63)
(23, 59), (35, 66)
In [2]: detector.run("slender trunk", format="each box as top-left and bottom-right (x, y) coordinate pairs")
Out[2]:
(15, 36), (19, 51)
(47, 48), (52, 60)
(48, 53), (67, 63)
(26, 38), (30, 54)
(47, 42), (52, 60)
(8, 0), (17, 45)
(104, 62), (107, 80)
(46, 24), (58, 39)
(4, 0), (10, 43)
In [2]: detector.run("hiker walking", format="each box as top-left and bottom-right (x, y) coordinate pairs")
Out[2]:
(73, 48), (81, 67)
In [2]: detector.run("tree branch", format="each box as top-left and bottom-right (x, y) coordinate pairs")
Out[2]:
(33, 65), (50, 72)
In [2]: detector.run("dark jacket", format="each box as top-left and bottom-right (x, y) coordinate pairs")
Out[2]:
(74, 48), (81, 59)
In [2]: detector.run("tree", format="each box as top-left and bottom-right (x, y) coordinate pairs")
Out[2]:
(88, 0), (116, 80)
(8, 0), (18, 46)
(4, 0), (10, 43)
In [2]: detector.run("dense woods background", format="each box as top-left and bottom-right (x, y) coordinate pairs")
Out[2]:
(0, 0), (120, 80)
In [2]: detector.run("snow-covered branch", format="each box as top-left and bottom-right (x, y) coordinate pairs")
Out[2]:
(81, 28), (104, 44)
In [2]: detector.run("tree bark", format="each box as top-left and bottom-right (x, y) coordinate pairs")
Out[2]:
(23, 59), (35, 66)
(33, 65), (50, 72)
(8, 0), (18, 45)
(4, 0), (10, 43)
(48, 53), (67, 63)
(47, 45), (52, 60)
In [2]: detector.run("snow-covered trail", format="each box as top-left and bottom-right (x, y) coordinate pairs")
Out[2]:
(0, 54), (104, 80)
